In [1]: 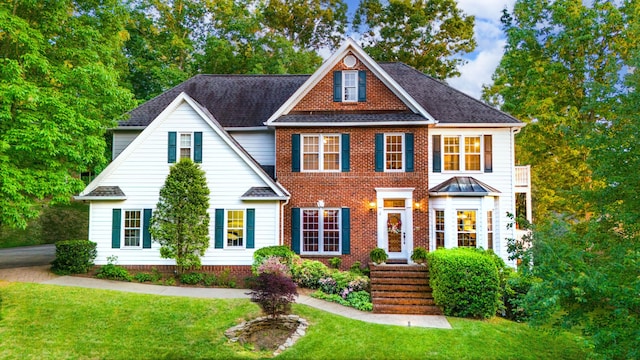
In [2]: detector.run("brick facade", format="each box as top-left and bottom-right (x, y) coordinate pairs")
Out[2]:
(276, 126), (430, 269)
(292, 52), (409, 113)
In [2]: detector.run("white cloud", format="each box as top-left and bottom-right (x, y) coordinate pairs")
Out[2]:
(457, 0), (515, 22)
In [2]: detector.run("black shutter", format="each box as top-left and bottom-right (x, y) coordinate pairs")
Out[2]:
(292, 134), (300, 172)
(375, 133), (384, 172)
(405, 133), (414, 172)
(432, 135), (441, 173)
(341, 208), (351, 255)
(111, 209), (121, 248)
(168, 132), (177, 163)
(291, 208), (300, 254)
(333, 71), (342, 102)
(484, 135), (493, 173)
(341, 134), (350, 172)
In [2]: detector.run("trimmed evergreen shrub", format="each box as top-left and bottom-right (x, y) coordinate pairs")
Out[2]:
(427, 248), (500, 318)
(251, 245), (296, 274)
(291, 259), (330, 289)
(51, 240), (97, 275)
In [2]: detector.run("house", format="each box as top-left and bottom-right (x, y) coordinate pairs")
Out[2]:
(76, 39), (528, 274)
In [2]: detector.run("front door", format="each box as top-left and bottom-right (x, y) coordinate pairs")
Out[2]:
(384, 209), (406, 259)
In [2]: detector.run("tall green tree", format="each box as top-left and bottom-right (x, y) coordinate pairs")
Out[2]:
(150, 159), (210, 273)
(260, 0), (348, 50)
(484, 0), (634, 221)
(0, 0), (135, 229)
(353, 0), (475, 79)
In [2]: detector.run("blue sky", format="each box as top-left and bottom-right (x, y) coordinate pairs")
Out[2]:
(343, 0), (515, 99)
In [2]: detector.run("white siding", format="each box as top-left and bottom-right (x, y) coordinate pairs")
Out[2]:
(229, 129), (275, 165)
(112, 130), (141, 160)
(428, 127), (517, 266)
(89, 102), (281, 265)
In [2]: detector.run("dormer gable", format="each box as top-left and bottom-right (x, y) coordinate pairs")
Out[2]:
(266, 38), (435, 126)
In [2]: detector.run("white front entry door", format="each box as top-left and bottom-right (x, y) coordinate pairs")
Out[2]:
(384, 209), (407, 259)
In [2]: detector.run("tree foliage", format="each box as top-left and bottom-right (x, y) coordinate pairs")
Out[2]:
(0, 0), (135, 228)
(489, 1), (640, 357)
(150, 159), (210, 273)
(353, 0), (476, 79)
(483, 0), (635, 221)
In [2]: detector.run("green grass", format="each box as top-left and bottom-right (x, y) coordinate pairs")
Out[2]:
(0, 282), (591, 359)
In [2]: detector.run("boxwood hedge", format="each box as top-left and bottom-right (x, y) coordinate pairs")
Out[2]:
(51, 240), (97, 275)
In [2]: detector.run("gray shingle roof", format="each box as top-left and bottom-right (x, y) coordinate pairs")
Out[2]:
(379, 63), (521, 124)
(429, 177), (501, 196)
(121, 75), (308, 128)
(241, 187), (280, 198)
(119, 63), (521, 128)
(85, 186), (126, 197)
(275, 112), (427, 124)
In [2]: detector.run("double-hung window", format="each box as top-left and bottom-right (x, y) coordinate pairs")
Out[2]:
(457, 210), (477, 247)
(435, 210), (445, 249)
(385, 134), (404, 171)
(487, 210), (494, 250)
(442, 136), (482, 171)
(302, 135), (340, 171)
(124, 210), (142, 248)
(179, 133), (192, 160)
(226, 210), (245, 248)
(302, 208), (341, 254)
(343, 71), (358, 102)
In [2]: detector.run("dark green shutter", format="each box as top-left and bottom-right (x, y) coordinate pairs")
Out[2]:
(375, 133), (384, 172)
(143, 209), (152, 248)
(432, 135), (441, 173)
(333, 71), (342, 102)
(405, 133), (414, 172)
(341, 134), (350, 172)
(484, 135), (493, 173)
(291, 208), (300, 254)
(292, 134), (300, 172)
(358, 71), (366, 102)
(215, 209), (224, 249)
(341, 208), (351, 255)
(194, 132), (203, 163)
(111, 209), (121, 248)
(246, 209), (255, 249)
(168, 132), (177, 163)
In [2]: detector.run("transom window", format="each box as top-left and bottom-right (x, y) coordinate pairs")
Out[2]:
(385, 134), (404, 171)
(343, 71), (358, 102)
(457, 210), (477, 247)
(435, 210), (445, 249)
(302, 209), (341, 254)
(124, 210), (141, 247)
(226, 210), (245, 248)
(180, 133), (192, 160)
(443, 136), (483, 171)
(302, 134), (340, 171)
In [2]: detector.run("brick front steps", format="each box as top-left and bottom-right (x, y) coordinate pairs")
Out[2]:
(369, 263), (442, 315)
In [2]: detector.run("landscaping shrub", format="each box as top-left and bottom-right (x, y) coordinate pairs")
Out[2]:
(96, 256), (132, 282)
(428, 248), (500, 318)
(180, 272), (204, 285)
(248, 272), (298, 318)
(134, 272), (153, 283)
(328, 257), (342, 269)
(51, 240), (97, 275)
(251, 245), (296, 274)
(290, 259), (330, 289)
(503, 270), (535, 322)
(311, 290), (373, 311)
(257, 256), (291, 277)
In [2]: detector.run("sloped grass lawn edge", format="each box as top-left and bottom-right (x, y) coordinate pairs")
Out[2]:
(0, 282), (591, 359)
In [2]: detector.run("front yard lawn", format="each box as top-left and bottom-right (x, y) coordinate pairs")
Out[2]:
(0, 282), (590, 359)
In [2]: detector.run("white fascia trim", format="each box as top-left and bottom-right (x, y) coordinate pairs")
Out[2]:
(269, 121), (431, 127)
(265, 38), (436, 125)
(225, 126), (270, 132)
(240, 196), (290, 201)
(434, 123), (525, 128)
(73, 196), (127, 201)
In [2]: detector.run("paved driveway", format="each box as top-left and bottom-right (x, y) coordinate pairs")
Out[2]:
(0, 244), (55, 269)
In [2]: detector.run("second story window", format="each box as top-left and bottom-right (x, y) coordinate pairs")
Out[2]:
(441, 135), (484, 172)
(385, 134), (404, 171)
(180, 133), (192, 160)
(444, 136), (460, 171)
(302, 134), (340, 171)
(465, 136), (481, 171)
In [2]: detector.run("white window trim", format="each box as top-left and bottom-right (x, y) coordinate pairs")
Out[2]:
(342, 70), (358, 102)
(122, 209), (143, 249)
(300, 208), (342, 255)
(301, 134), (341, 172)
(384, 133), (405, 172)
(179, 132), (194, 161)
(225, 209), (246, 249)
(434, 209), (445, 250)
(442, 135), (484, 173)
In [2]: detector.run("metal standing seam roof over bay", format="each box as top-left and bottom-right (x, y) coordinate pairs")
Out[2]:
(429, 177), (502, 197)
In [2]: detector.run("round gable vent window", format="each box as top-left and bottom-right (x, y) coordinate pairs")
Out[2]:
(343, 55), (357, 68)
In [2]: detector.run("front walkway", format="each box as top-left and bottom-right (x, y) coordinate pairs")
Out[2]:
(0, 265), (452, 329)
